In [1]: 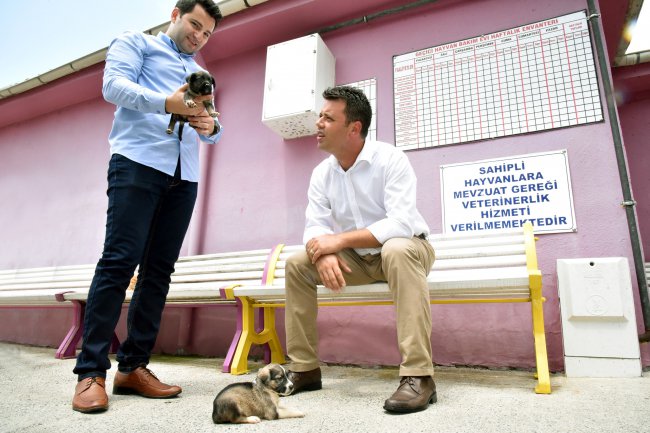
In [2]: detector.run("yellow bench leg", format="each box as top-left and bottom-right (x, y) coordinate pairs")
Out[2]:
(530, 271), (551, 394)
(261, 306), (287, 365)
(229, 298), (285, 375)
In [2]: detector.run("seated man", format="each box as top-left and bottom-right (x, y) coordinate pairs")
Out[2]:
(284, 85), (437, 413)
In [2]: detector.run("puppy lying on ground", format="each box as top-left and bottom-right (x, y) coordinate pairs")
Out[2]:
(212, 364), (305, 424)
(166, 70), (221, 138)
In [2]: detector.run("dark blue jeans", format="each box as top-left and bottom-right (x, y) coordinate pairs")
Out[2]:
(74, 154), (197, 380)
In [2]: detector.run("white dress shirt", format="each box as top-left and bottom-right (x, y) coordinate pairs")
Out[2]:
(303, 140), (430, 255)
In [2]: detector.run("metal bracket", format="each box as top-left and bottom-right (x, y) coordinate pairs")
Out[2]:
(621, 200), (637, 207)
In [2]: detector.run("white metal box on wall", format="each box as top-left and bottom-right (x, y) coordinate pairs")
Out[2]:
(557, 257), (641, 377)
(262, 33), (335, 139)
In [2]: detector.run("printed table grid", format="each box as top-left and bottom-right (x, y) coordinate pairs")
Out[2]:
(394, 11), (603, 150)
(344, 78), (377, 142)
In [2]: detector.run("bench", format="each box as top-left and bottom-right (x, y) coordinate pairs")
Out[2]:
(0, 248), (278, 359)
(220, 222), (551, 394)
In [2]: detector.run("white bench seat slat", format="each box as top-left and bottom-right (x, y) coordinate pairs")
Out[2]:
(0, 280), (96, 291)
(270, 254), (527, 272)
(230, 266), (531, 300)
(170, 270), (264, 283)
(430, 234), (524, 249)
(0, 264), (96, 277)
(175, 255), (271, 268)
(170, 263), (265, 276)
(276, 243), (526, 262)
(0, 289), (67, 305)
(428, 226), (523, 241)
(175, 249), (272, 263)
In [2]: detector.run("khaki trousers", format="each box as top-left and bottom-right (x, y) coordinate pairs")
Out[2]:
(285, 236), (436, 377)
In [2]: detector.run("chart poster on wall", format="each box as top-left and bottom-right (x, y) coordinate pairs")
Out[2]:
(393, 10), (603, 150)
(343, 78), (377, 141)
(440, 150), (576, 234)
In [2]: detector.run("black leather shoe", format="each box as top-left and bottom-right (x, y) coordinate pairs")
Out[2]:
(383, 376), (437, 413)
(287, 367), (322, 395)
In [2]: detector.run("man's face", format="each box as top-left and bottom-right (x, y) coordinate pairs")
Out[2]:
(316, 99), (355, 154)
(167, 5), (216, 54)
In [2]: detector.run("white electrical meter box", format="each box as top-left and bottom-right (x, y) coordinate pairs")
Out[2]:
(262, 33), (335, 139)
(557, 257), (641, 377)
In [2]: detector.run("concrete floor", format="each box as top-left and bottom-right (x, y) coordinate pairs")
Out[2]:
(1, 342), (648, 433)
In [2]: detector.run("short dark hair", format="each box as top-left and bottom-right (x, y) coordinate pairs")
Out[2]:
(176, 0), (223, 27)
(322, 86), (372, 139)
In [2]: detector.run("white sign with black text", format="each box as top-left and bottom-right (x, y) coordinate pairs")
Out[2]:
(440, 150), (576, 234)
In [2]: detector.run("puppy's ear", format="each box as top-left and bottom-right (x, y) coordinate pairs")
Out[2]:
(211, 75), (215, 86)
(186, 74), (193, 84)
(257, 366), (271, 384)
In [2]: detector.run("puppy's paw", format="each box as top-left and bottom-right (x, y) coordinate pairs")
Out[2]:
(244, 416), (261, 424)
(185, 100), (197, 108)
(166, 128), (173, 134)
(278, 407), (305, 419)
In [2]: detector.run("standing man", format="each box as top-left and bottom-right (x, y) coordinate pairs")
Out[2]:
(72, 0), (223, 414)
(284, 86), (437, 413)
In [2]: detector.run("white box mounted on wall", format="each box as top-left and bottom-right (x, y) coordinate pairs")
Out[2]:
(262, 33), (335, 139)
(557, 257), (641, 377)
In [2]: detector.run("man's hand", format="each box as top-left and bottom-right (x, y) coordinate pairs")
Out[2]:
(306, 234), (343, 264)
(165, 83), (210, 116)
(314, 254), (351, 292)
(187, 111), (218, 136)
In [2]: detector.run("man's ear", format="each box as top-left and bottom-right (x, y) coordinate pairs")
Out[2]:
(170, 7), (180, 23)
(350, 120), (362, 136)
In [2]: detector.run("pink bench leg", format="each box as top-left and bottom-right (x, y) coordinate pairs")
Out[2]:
(222, 299), (244, 373)
(55, 300), (120, 359)
(55, 300), (84, 359)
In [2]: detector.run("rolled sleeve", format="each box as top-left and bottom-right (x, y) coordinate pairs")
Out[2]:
(366, 152), (418, 243)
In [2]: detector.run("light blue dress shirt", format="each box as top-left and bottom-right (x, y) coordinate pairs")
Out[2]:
(103, 31), (223, 182)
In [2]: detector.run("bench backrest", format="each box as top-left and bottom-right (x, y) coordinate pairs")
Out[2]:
(229, 222), (539, 303)
(0, 248), (276, 305)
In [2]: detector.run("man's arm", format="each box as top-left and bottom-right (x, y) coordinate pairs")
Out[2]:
(306, 229), (380, 263)
(103, 32), (205, 118)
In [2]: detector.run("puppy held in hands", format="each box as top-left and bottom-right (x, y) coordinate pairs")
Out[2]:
(166, 70), (221, 136)
(212, 364), (305, 424)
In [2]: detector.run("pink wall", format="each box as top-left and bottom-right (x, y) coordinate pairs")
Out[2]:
(1, 0), (648, 370)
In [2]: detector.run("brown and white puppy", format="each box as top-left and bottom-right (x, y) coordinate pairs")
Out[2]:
(166, 71), (220, 137)
(212, 364), (305, 424)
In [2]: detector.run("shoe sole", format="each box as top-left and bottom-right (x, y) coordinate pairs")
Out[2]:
(113, 386), (182, 399)
(383, 391), (437, 413)
(72, 404), (108, 413)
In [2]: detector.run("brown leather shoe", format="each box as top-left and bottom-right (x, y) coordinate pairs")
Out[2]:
(72, 376), (109, 413)
(287, 367), (322, 395)
(113, 366), (182, 398)
(383, 376), (437, 413)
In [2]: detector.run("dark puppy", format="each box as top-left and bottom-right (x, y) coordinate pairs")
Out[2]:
(166, 71), (220, 136)
(212, 364), (305, 424)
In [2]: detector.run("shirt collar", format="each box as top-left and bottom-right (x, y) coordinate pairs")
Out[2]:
(328, 140), (377, 171)
(159, 32), (196, 59)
